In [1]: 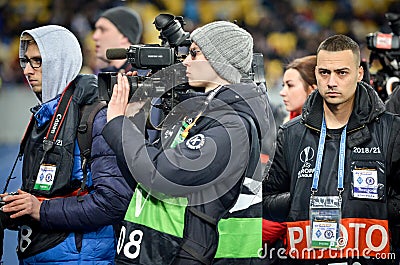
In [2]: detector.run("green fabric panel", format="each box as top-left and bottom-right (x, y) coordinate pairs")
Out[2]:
(124, 187), (187, 238)
(215, 217), (262, 258)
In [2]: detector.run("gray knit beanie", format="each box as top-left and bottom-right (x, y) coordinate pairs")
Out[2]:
(190, 21), (253, 84)
(100, 6), (143, 44)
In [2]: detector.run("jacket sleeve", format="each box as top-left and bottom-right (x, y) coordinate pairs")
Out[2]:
(102, 112), (251, 197)
(385, 85), (400, 115)
(40, 108), (133, 231)
(263, 126), (291, 222)
(387, 115), (400, 220)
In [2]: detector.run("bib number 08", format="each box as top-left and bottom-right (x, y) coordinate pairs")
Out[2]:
(117, 226), (144, 259)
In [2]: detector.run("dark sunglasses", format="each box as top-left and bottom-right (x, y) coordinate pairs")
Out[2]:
(189, 49), (201, 59)
(20, 57), (42, 69)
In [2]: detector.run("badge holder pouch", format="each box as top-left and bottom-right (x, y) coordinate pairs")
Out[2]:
(310, 195), (342, 249)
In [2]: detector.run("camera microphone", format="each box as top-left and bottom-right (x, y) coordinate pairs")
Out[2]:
(106, 48), (128, 60)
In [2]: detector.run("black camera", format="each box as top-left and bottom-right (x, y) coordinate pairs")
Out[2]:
(98, 14), (191, 103)
(365, 12), (400, 101)
(0, 191), (29, 231)
(98, 13), (267, 108)
(104, 14), (190, 69)
(0, 191), (18, 210)
(98, 63), (189, 104)
(106, 45), (175, 69)
(366, 13), (400, 51)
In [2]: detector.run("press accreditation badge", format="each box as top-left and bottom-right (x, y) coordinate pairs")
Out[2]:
(352, 169), (378, 199)
(34, 164), (56, 191)
(310, 196), (342, 249)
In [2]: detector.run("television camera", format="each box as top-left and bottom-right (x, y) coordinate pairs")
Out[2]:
(98, 13), (266, 115)
(366, 12), (400, 101)
(98, 13), (191, 109)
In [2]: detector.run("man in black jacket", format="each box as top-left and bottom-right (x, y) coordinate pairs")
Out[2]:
(103, 21), (275, 264)
(386, 84), (400, 114)
(263, 34), (400, 264)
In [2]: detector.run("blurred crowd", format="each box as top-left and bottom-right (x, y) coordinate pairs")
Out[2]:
(0, 0), (399, 91)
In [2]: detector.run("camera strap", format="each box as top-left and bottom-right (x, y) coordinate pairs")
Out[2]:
(169, 86), (222, 148)
(2, 113), (36, 193)
(39, 82), (75, 164)
(2, 150), (23, 193)
(2, 84), (75, 193)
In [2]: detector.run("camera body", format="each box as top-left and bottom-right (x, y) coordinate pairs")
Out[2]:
(0, 191), (29, 230)
(98, 52), (267, 104)
(366, 32), (400, 51)
(98, 63), (188, 104)
(0, 191), (18, 210)
(98, 14), (191, 103)
(366, 12), (400, 101)
(367, 13), (400, 51)
(125, 45), (175, 69)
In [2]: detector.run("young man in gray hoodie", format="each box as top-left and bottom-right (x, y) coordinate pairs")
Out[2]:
(0, 25), (132, 264)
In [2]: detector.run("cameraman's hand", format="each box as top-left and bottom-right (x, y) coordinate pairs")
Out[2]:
(107, 72), (149, 121)
(125, 70), (138, 76)
(107, 73), (130, 122)
(125, 100), (148, 118)
(1, 189), (41, 221)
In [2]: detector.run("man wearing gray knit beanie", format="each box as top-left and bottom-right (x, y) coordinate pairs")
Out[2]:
(93, 6), (143, 72)
(105, 19), (273, 265)
(189, 20), (253, 84)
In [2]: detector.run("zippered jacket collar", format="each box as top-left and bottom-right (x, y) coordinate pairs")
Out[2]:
(301, 81), (386, 133)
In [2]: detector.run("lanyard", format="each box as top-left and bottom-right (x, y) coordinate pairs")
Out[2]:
(311, 115), (347, 194)
(169, 86), (222, 148)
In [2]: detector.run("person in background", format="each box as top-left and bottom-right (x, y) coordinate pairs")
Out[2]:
(263, 34), (400, 264)
(0, 25), (131, 264)
(92, 6), (163, 142)
(280, 55), (317, 121)
(92, 6), (143, 73)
